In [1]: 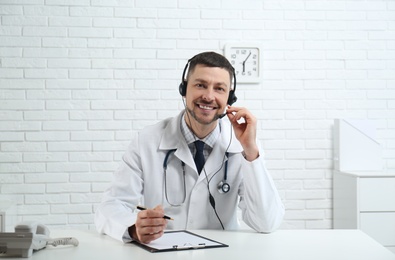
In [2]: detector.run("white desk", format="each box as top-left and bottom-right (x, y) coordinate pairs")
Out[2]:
(2, 229), (394, 260)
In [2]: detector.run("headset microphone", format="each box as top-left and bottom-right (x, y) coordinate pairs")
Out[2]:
(217, 113), (227, 119)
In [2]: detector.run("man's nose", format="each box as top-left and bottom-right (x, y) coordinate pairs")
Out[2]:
(201, 87), (215, 101)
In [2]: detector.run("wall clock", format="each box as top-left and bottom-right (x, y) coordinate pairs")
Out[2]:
(224, 43), (262, 84)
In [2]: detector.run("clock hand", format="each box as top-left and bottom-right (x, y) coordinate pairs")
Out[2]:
(242, 51), (252, 73)
(243, 51), (252, 63)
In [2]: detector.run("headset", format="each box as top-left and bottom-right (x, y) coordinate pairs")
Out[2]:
(178, 56), (238, 106)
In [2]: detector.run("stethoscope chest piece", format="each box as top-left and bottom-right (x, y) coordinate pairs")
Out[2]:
(217, 152), (230, 193)
(217, 180), (230, 193)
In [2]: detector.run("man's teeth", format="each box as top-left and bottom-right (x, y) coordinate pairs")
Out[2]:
(199, 105), (214, 110)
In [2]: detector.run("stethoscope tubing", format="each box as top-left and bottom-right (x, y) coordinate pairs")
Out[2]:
(163, 149), (230, 196)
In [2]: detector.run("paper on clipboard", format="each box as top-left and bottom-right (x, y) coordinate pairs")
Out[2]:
(132, 230), (228, 253)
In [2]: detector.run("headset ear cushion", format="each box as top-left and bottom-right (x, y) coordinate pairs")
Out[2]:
(179, 82), (186, 96)
(227, 91), (237, 105)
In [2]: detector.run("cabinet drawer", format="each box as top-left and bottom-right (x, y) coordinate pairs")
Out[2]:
(360, 213), (395, 246)
(360, 178), (395, 211)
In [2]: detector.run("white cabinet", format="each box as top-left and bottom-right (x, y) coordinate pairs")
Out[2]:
(334, 171), (395, 254)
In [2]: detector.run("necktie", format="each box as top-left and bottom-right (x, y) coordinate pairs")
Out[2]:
(194, 140), (205, 174)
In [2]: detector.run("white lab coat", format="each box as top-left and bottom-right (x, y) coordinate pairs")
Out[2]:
(95, 110), (284, 242)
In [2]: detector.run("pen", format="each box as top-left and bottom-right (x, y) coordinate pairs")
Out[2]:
(136, 206), (174, 220)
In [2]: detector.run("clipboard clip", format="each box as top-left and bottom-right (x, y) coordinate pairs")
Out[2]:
(172, 243), (206, 250)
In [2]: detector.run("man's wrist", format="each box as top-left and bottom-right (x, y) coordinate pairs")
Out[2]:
(128, 225), (139, 241)
(242, 150), (259, 162)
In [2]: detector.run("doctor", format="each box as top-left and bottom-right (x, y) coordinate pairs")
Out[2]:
(95, 51), (284, 244)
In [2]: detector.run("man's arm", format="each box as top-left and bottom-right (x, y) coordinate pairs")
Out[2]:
(238, 153), (285, 232)
(94, 139), (143, 242)
(226, 106), (284, 232)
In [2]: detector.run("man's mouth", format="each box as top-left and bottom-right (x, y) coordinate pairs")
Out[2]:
(198, 104), (216, 110)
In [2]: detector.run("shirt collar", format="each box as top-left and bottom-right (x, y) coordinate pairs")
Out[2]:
(180, 112), (220, 148)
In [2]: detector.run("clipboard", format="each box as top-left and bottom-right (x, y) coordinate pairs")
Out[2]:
(131, 230), (229, 253)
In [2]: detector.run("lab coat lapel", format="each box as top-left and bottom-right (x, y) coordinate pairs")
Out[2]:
(158, 111), (196, 171)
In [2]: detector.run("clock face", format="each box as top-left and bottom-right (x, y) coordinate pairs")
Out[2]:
(227, 47), (261, 83)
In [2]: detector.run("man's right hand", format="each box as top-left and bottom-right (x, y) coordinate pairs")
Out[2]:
(129, 205), (168, 244)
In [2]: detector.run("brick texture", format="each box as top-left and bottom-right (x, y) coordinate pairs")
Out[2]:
(0, 0), (394, 230)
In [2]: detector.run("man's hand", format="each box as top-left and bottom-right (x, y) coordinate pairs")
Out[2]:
(130, 205), (167, 244)
(226, 106), (259, 161)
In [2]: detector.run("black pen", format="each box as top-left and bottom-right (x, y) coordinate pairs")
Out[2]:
(136, 206), (174, 220)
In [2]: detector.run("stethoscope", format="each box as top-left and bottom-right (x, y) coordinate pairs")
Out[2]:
(163, 149), (230, 207)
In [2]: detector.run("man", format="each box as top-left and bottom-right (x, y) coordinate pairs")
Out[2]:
(95, 51), (284, 244)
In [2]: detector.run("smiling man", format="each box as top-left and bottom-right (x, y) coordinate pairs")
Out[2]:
(184, 64), (229, 128)
(95, 51), (284, 244)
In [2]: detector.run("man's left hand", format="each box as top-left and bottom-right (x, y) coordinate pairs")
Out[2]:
(226, 106), (259, 161)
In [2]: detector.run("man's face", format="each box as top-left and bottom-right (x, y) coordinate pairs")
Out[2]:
(185, 64), (231, 127)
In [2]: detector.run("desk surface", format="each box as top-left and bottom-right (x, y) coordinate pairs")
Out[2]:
(2, 229), (395, 260)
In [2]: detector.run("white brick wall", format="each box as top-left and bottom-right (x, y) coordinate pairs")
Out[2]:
(0, 0), (394, 230)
